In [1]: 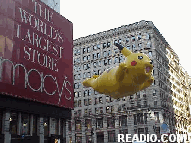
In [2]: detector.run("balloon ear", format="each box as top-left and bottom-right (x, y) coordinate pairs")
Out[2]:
(121, 48), (132, 57)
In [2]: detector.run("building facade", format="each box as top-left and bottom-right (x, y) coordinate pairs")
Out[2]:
(40, 0), (60, 13)
(166, 46), (191, 137)
(72, 20), (191, 143)
(0, 0), (73, 143)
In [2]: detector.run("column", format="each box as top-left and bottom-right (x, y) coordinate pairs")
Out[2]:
(58, 118), (61, 135)
(65, 120), (69, 143)
(127, 115), (134, 136)
(104, 131), (108, 143)
(115, 116), (119, 142)
(39, 117), (44, 143)
(103, 116), (108, 143)
(63, 120), (66, 141)
(3, 110), (11, 143)
(92, 118), (96, 143)
(81, 118), (85, 143)
(30, 114), (33, 136)
(71, 118), (75, 143)
(17, 112), (21, 135)
(49, 117), (52, 136)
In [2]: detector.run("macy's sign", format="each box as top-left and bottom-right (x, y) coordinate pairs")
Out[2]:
(0, 57), (72, 103)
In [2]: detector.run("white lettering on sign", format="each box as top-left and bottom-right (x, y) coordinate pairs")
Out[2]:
(0, 58), (72, 101)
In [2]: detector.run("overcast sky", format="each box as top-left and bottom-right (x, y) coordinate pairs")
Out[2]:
(60, 0), (191, 77)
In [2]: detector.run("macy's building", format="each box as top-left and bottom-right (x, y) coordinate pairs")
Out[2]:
(0, 0), (73, 143)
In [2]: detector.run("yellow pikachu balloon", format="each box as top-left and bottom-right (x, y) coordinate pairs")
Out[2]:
(82, 43), (154, 99)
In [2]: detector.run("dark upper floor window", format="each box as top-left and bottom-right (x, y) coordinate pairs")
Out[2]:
(103, 43), (107, 48)
(107, 42), (111, 47)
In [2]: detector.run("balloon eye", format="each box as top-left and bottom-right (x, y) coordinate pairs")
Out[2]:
(138, 56), (143, 60)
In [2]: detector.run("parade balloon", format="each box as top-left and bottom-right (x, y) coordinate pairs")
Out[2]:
(82, 43), (154, 99)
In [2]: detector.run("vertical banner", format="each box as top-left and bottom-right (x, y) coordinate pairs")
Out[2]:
(0, 0), (74, 109)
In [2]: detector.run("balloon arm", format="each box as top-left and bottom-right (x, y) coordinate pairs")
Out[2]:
(140, 76), (154, 90)
(115, 63), (127, 81)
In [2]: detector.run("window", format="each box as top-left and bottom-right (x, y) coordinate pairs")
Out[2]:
(149, 51), (152, 57)
(147, 42), (151, 48)
(85, 119), (91, 130)
(119, 115), (127, 126)
(107, 117), (115, 128)
(78, 100), (81, 107)
(96, 118), (103, 129)
(126, 46), (130, 50)
(87, 47), (91, 53)
(137, 113), (144, 124)
(74, 100), (77, 107)
(0, 109), (3, 134)
(88, 90), (91, 96)
(51, 118), (59, 135)
(108, 50), (111, 56)
(118, 39), (122, 44)
(83, 48), (86, 54)
(10, 112), (18, 135)
(138, 43), (142, 49)
(114, 57), (119, 64)
(153, 89), (156, 96)
(99, 97), (103, 104)
(68, 121), (71, 131)
(143, 101), (147, 107)
(137, 35), (141, 40)
(146, 33), (150, 40)
(87, 55), (90, 60)
(131, 36), (135, 42)
(144, 113), (147, 124)
(107, 42), (111, 47)
(103, 51), (107, 57)
(93, 45), (97, 50)
(137, 92), (140, 98)
(32, 115), (38, 135)
(88, 99), (92, 105)
(106, 96), (110, 103)
(126, 37), (129, 43)
(108, 131), (115, 142)
(93, 54), (97, 59)
(154, 101), (157, 107)
(154, 112), (159, 121)
(106, 106), (110, 113)
(83, 56), (86, 61)
(44, 117), (49, 136)
(114, 40), (118, 44)
(75, 120), (81, 131)
(84, 90), (88, 96)
(95, 98), (98, 105)
(103, 59), (107, 66)
(84, 99), (88, 106)
(108, 59), (112, 65)
(83, 64), (87, 70)
(134, 114), (137, 125)
(21, 113), (30, 135)
(132, 44), (136, 50)
(97, 44), (100, 49)
(103, 43), (107, 48)
(97, 53), (100, 59)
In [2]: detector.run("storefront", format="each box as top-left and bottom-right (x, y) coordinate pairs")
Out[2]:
(0, 0), (73, 143)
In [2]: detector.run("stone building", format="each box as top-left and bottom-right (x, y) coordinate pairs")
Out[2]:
(166, 46), (191, 137)
(71, 20), (191, 143)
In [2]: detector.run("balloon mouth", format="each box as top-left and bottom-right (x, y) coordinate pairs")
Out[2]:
(145, 66), (151, 73)
(145, 65), (152, 74)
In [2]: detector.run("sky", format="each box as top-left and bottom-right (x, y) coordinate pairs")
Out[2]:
(60, 0), (191, 77)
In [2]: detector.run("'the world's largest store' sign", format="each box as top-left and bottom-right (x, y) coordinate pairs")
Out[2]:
(0, 0), (74, 108)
